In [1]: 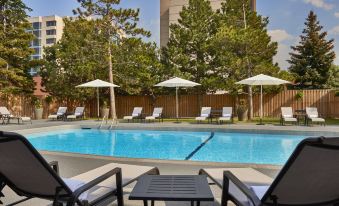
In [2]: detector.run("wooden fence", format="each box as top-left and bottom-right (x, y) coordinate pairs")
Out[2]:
(1, 90), (339, 119)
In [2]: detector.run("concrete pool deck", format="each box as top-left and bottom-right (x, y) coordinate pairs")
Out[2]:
(1, 120), (339, 205)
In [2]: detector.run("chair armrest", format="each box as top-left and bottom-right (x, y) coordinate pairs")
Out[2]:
(223, 171), (261, 206)
(49, 161), (59, 175)
(72, 167), (122, 202)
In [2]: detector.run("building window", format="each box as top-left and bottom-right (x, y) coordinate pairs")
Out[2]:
(46, 38), (56, 44)
(46, 29), (56, 35)
(31, 56), (41, 60)
(32, 22), (41, 30)
(33, 48), (41, 55)
(32, 39), (41, 47)
(33, 30), (41, 38)
(46, 20), (56, 27)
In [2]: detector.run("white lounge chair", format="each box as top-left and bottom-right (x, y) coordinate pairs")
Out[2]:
(195, 107), (211, 123)
(67, 107), (85, 121)
(0, 131), (159, 206)
(218, 107), (233, 124)
(306, 107), (325, 126)
(280, 107), (297, 125)
(0, 106), (31, 124)
(145, 107), (163, 122)
(48, 107), (67, 120)
(123, 107), (143, 122)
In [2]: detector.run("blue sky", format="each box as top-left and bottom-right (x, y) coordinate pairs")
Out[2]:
(23, 0), (339, 69)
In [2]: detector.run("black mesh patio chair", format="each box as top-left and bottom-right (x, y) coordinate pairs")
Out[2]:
(201, 137), (339, 206)
(0, 131), (159, 206)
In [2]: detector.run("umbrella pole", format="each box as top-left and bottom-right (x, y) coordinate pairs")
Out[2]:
(258, 85), (264, 125)
(176, 87), (179, 122)
(97, 87), (100, 121)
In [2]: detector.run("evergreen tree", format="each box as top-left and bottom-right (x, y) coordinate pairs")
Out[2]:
(161, 0), (220, 93)
(213, 0), (279, 119)
(288, 11), (335, 89)
(74, 0), (151, 122)
(326, 65), (339, 88)
(0, 0), (35, 95)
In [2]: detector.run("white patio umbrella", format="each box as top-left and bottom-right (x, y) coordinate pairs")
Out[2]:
(76, 79), (119, 120)
(155, 77), (200, 119)
(236, 74), (290, 124)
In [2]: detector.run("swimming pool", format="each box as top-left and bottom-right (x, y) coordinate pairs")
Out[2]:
(27, 129), (309, 165)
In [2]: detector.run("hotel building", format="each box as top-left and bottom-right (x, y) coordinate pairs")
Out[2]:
(160, 0), (256, 47)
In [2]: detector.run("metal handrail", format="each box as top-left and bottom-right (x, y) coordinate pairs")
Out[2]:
(98, 115), (107, 129)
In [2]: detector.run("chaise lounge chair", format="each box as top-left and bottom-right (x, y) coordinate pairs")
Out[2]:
(306, 107), (325, 126)
(218, 107), (233, 124)
(280, 107), (297, 125)
(200, 137), (339, 206)
(123, 107), (143, 122)
(0, 107), (31, 124)
(48, 107), (67, 121)
(0, 131), (159, 206)
(195, 107), (211, 123)
(145, 107), (163, 123)
(67, 107), (85, 121)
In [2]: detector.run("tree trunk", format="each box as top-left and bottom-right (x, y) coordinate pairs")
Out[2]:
(242, 1), (254, 120)
(108, 39), (117, 123)
(247, 85), (253, 119)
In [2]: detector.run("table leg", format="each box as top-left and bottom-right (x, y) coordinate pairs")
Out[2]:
(151, 200), (154, 206)
(143, 200), (148, 206)
(197, 201), (200, 206)
(191, 201), (194, 206)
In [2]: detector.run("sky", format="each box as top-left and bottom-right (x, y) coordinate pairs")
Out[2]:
(23, 0), (339, 69)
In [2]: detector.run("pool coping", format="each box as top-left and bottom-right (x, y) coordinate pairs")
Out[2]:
(40, 150), (283, 170)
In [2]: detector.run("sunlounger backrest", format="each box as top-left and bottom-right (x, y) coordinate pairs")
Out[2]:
(222, 107), (232, 117)
(0, 107), (11, 115)
(200, 107), (211, 117)
(306, 107), (319, 118)
(0, 132), (71, 199)
(57, 107), (67, 115)
(74, 107), (85, 115)
(132, 107), (142, 117)
(281, 107), (293, 118)
(261, 137), (339, 205)
(152, 107), (163, 117)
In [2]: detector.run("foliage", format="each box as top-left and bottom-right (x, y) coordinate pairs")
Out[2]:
(295, 91), (304, 101)
(326, 65), (339, 89)
(41, 18), (106, 102)
(74, 0), (154, 120)
(213, 0), (279, 93)
(41, 18), (162, 102)
(0, 0), (36, 95)
(161, 0), (220, 93)
(44, 95), (53, 104)
(31, 96), (42, 108)
(288, 11), (335, 89)
(334, 90), (339, 97)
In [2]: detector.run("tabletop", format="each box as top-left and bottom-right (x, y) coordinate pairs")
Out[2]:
(129, 175), (214, 201)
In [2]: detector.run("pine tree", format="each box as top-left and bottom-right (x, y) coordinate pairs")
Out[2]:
(288, 11), (335, 89)
(74, 0), (150, 122)
(161, 0), (220, 93)
(0, 0), (35, 95)
(213, 0), (279, 119)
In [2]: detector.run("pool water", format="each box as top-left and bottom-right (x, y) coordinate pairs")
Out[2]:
(27, 129), (308, 165)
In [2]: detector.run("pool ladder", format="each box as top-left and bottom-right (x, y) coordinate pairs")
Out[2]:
(98, 115), (118, 130)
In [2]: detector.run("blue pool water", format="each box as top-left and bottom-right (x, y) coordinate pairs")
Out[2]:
(27, 129), (308, 165)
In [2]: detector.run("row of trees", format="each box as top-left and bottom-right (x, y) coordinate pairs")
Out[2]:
(0, 0), (338, 119)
